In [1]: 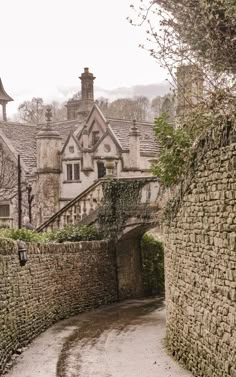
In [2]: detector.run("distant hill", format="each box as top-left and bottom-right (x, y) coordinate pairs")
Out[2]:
(8, 81), (171, 120)
(95, 81), (171, 100)
(59, 81), (171, 102)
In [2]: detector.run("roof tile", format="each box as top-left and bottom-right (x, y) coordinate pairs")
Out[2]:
(107, 118), (159, 155)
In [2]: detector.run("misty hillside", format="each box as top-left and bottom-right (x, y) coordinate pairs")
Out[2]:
(95, 81), (171, 100)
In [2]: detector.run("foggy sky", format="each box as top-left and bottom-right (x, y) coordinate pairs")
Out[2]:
(1, 0), (168, 116)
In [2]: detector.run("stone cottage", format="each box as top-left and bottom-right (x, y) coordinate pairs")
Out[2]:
(0, 68), (159, 227)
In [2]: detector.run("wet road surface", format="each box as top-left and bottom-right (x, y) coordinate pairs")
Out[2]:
(6, 297), (193, 377)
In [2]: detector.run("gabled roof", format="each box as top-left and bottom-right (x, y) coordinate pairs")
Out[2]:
(61, 130), (82, 155)
(75, 106), (159, 156)
(0, 120), (79, 174)
(89, 126), (123, 153)
(0, 78), (13, 102)
(107, 118), (159, 155)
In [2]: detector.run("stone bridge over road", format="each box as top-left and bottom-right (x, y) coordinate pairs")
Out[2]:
(37, 176), (161, 299)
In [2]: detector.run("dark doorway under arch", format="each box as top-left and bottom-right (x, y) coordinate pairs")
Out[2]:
(141, 232), (165, 296)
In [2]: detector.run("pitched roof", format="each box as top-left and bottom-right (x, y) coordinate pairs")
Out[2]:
(0, 78), (13, 102)
(107, 118), (159, 155)
(0, 120), (79, 174)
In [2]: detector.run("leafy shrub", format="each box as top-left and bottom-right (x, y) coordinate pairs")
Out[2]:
(152, 113), (194, 187)
(45, 225), (103, 243)
(0, 228), (47, 243)
(141, 233), (165, 295)
(0, 225), (103, 243)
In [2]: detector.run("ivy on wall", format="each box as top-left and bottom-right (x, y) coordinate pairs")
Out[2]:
(98, 178), (151, 239)
(141, 233), (165, 295)
(153, 92), (236, 222)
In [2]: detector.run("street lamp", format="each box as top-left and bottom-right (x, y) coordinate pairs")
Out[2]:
(18, 241), (28, 266)
(27, 184), (34, 223)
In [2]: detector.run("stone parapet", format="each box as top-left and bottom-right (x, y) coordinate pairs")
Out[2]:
(0, 239), (117, 375)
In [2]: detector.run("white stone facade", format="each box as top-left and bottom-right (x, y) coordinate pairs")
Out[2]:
(0, 69), (159, 227)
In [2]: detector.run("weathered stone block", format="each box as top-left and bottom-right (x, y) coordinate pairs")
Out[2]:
(165, 143), (236, 377)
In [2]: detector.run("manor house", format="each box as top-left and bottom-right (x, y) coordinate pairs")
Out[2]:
(0, 68), (159, 227)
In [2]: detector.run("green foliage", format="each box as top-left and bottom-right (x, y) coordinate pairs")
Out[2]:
(152, 90), (236, 189)
(0, 228), (47, 243)
(141, 233), (164, 295)
(45, 225), (102, 243)
(0, 225), (102, 243)
(152, 113), (194, 187)
(98, 179), (148, 239)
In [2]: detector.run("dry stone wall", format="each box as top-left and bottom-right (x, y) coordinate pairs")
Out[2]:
(165, 144), (236, 377)
(0, 239), (117, 375)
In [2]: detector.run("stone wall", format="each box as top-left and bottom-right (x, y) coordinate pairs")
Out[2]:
(0, 239), (117, 375)
(165, 144), (236, 377)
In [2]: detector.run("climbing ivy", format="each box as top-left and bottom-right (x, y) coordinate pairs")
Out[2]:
(98, 178), (150, 239)
(141, 233), (165, 295)
(151, 113), (195, 187)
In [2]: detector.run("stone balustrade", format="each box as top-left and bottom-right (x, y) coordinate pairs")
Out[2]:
(37, 177), (160, 232)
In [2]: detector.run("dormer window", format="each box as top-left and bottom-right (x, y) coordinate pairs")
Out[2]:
(92, 131), (100, 145)
(66, 163), (80, 181)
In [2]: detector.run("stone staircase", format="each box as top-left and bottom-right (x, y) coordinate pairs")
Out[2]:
(37, 176), (160, 233)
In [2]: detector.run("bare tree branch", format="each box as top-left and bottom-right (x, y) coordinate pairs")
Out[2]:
(0, 145), (18, 200)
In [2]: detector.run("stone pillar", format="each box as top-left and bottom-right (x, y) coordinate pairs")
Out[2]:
(128, 120), (141, 170)
(2, 103), (7, 121)
(105, 158), (115, 176)
(82, 125), (93, 170)
(176, 64), (204, 117)
(36, 108), (62, 225)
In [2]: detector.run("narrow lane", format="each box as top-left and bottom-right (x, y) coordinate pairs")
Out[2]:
(6, 298), (193, 377)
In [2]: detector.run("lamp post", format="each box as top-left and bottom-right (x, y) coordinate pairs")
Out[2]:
(17, 155), (22, 229)
(27, 184), (34, 223)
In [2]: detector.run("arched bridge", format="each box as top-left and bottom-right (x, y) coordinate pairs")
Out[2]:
(37, 176), (161, 299)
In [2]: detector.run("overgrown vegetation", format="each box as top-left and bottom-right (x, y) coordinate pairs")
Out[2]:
(129, 2), (235, 190)
(152, 113), (194, 187)
(152, 90), (236, 187)
(0, 225), (102, 243)
(129, 0), (236, 82)
(141, 233), (164, 295)
(98, 179), (149, 239)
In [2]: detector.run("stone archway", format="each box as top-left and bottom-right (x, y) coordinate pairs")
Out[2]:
(115, 224), (163, 301)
